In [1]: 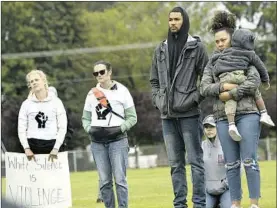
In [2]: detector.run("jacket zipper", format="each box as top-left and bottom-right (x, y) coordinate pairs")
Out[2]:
(167, 44), (197, 117)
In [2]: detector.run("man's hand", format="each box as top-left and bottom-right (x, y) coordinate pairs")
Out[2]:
(219, 92), (232, 102)
(48, 148), (59, 162)
(25, 148), (35, 161)
(222, 83), (238, 91)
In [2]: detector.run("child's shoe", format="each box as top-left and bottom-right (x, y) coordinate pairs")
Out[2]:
(260, 113), (275, 127)
(229, 124), (242, 141)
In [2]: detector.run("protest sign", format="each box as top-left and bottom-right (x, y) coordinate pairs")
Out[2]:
(5, 152), (72, 208)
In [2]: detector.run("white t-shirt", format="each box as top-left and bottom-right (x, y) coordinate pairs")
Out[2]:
(84, 81), (134, 127)
(18, 93), (67, 150)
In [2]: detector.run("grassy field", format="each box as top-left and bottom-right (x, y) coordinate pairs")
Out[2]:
(2, 161), (276, 208)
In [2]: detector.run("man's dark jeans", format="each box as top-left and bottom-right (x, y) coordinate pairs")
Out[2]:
(162, 116), (205, 208)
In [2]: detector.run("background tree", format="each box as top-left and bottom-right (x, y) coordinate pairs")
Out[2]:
(1, 2), (91, 150)
(1, 2), (276, 151)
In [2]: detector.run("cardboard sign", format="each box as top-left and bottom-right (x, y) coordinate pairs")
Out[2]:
(5, 152), (72, 208)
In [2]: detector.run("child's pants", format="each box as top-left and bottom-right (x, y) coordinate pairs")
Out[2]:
(219, 70), (262, 116)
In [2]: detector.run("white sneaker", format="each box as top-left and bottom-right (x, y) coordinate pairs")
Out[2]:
(229, 125), (242, 141)
(249, 205), (259, 208)
(231, 205), (242, 208)
(260, 113), (275, 127)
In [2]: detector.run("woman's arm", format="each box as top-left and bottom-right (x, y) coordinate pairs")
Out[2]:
(54, 99), (68, 150)
(201, 63), (261, 102)
(82, 110), (92, 133)
(121, 88), (137, 132)
(82, 93), (92, 133)
(18, 102), (30, 150)
(120, 106), (137, 133)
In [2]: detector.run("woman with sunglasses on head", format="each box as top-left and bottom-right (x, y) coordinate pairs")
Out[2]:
(200, 11), (262, 208)
(82, 60), (137, 208)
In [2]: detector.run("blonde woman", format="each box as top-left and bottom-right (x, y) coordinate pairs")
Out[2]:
(18, 70), (67, 162)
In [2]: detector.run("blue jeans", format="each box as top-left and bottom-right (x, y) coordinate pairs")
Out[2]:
(216, 113), (261, 201)
(206, 190), (231, 208)
(91, 138), (129, 208)
(162, 117), (205, 208)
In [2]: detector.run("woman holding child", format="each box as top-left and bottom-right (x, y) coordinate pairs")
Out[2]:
(200, 11), (270, 208)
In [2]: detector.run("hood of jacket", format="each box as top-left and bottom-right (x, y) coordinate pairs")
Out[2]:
(163, 34), (201, 48)
(28, 91), (56, 102)
(232, 28), (255, 50)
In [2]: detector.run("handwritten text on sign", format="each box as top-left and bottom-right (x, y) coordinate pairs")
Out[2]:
(5, 152), (72, 208)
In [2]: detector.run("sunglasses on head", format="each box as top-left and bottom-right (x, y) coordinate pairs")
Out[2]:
(93, 69), (106, 77)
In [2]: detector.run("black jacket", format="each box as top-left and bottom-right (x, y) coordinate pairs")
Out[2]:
(150, 35), (209, 119)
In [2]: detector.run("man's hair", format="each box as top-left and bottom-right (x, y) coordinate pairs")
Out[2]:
(93, 60), (112, 71)
(209, 10), (236, 35)
(169, 6), (184, 15)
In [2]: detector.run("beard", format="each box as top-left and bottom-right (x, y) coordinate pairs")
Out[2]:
(170, 28), (179, 34)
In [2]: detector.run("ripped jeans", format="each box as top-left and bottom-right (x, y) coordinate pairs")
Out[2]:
(216, 113), (261, 201)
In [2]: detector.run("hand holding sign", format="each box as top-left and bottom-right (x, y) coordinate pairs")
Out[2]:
(48, 148), (59, 162)
(24, 148), (36, 161)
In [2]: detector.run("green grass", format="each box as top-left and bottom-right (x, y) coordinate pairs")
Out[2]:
(2, 161), (276, 208)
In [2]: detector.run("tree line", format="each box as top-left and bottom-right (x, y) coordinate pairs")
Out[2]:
(1, 2), (276, 152)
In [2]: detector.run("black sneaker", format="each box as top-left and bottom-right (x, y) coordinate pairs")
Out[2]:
(96, 198), (103, 203)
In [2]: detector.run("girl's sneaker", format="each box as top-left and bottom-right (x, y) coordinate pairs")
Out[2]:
(231, 205), (242, 208)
